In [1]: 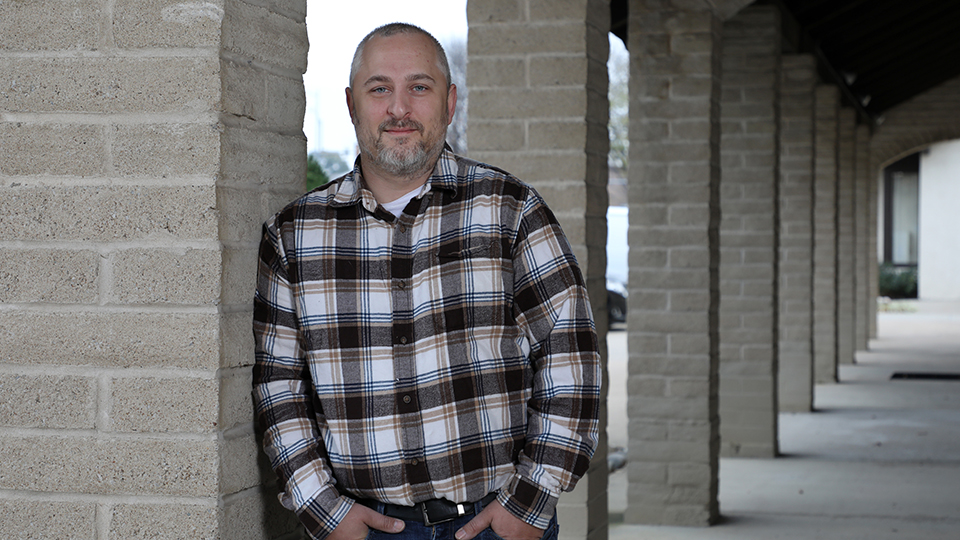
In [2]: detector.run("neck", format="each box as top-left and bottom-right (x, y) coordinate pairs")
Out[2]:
(358, 152), (440, 204)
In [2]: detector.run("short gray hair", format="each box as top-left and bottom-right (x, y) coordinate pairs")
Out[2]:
(349, 23), (452, 89)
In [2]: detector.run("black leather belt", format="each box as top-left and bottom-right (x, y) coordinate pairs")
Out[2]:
(356, 492), (498, 526)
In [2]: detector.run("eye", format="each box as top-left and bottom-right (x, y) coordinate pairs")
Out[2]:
(371, 86), (389, 94)
(412, 84), (428, 92)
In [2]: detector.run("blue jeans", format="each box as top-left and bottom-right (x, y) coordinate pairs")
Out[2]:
(363, 499), (559, 540)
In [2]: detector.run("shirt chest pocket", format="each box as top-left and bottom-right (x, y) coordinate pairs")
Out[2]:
(425, 239), (513, 332)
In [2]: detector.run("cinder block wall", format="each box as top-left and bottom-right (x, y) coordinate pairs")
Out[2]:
(0, 1), (307, 538)
(854, 124), (871, 352)
(836, 108), (856, 365)
(717, 5), (781, 459)
(777, 54), (817, 413)
(466, 1), (611, 539)
(812, 85), (839, 384)
(626, 0), (722, 526)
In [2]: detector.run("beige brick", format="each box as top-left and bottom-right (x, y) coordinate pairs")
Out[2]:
(222, 310), (256, 369)
(466, 57), (525, 88)
(221, 431), (259, 494)
(0, 374), (96, 429)
(219, 186), (266, 246)
(0, 435), (218, 496)
(466, 0), (523, 24)
(111, 376), (219, 433)
(110, 503), (218, 540)
(222, 1), (307, 72)
(220, 127), (307, 188)
(0, 499), (96, 540)
(219, 246), (256, 307)
(0, 185), (217, 242)
(112, 248), (222, 305)
(469, 22), (585, 56)
(528, 119), (587, 150)
(0, 0), (102, 51)
(471, 87), (586, 119)
(0, 123), (105, 176)
(0, 249), (100, 304)
(529, 56), (588, 87)
(0, 311), (220, 369)
(468, 120), (525, 151)
(219, 367), (253, 431)
(222, 486), (300, 540)
(0, 57), (220, 114)
(113, 0), (223, 49)
(113, 123), (221, 178)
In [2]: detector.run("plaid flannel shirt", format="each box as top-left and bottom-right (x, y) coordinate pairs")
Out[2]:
(252, 147), (600, 539)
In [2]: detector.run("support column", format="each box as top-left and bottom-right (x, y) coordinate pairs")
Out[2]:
(777, 55), (817, 412)
(467, 1), (611, 539)
(836, 109), (857, 365)
(718, 6), (781, 458)
(0, 2), (308, 538)
(813, 86), (840, 385)
(854, 124), (872, 352)
(626, 0), (721, 525)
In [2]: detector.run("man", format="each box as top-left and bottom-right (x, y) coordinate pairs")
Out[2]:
(253, 23), (600, 540)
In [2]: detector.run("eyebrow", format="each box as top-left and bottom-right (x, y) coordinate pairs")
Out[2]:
(362, 73), (437, 87)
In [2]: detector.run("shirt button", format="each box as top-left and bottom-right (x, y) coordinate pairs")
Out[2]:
(399, 224), (407, 233)
(403, 395), (412, 404)
(411, 459), (419, 466)
(397, 281), (405, 290)
(399, 336), (408, 344)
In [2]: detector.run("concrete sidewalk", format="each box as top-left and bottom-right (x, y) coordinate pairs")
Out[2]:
(606, 300), (960, 539)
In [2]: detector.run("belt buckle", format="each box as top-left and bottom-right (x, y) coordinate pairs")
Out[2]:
(420, 500), (468, 526)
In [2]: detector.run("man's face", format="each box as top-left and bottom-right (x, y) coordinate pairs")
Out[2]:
(347, 32), (457, 179)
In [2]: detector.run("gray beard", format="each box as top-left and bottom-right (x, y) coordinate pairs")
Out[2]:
(373, 138), (434, 178)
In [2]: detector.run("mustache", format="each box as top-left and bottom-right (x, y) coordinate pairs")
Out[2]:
(379, 119), (424, 133)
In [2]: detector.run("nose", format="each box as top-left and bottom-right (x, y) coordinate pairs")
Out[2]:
(387, 91), (411, 119)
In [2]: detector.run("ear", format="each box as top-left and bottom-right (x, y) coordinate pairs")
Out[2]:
(345, 86), (357, 123)
(446, 84), (457, 126)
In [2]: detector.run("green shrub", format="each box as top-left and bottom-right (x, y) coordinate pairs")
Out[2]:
(306, 154), (330, 191)
(878, 263), (917, 299)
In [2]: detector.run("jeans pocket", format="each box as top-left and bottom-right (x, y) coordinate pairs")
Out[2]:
(477, 516), (558, 540)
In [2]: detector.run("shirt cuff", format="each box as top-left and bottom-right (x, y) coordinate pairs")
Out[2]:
(496, 473), (558, 530)
(295, 487), (354, 540)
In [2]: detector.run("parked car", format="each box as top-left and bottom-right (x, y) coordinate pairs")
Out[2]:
(606, 206), (628, 324)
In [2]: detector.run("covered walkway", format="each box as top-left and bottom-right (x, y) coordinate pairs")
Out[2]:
(608, 300), (960, 539)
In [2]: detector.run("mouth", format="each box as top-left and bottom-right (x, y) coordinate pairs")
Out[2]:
(380, 120), (423, 137)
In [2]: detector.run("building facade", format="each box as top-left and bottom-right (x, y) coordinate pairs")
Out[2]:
(3, 1), (960, 539)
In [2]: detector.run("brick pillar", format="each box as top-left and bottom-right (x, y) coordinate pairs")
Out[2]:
(467, 1), (611, 539)
(0, 2), (307, 539)
(854, 124), (872, 352)
(626, 0), (721, 525)
(813, 86), (840, 385)
(865, 135), (879, 340)
(836, 109), (857, 365)
(718, 6), (781, 458)
(777, 55), (817, 412)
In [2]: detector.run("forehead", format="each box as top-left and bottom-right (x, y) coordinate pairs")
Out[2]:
(356, 32), (441, 84)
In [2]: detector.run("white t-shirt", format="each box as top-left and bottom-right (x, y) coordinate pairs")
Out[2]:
(381, 186), (422, 216)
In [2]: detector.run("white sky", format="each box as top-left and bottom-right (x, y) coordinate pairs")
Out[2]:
(304, 1), (469, 155)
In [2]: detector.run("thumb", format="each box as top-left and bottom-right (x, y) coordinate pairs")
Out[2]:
(455, 510), (492, 540)
(362, 509), (405, 534)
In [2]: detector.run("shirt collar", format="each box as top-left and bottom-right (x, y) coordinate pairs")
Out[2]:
(331, 145), (460, 210)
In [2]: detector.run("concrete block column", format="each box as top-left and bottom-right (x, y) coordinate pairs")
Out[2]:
(777, 55), (817, 412)
(718, 5), (782, 458)
(0, 1), (307, 539)
(626, 0), (721, 525)
(813, 85), (840, 385)
(854, 124), (872, 352)
(467, 1), (611, 539)
(836, 108), (857, 365)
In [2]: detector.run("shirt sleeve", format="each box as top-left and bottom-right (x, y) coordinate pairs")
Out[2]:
(252, 217), (354, 540)
(496, 190), (602, 529)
